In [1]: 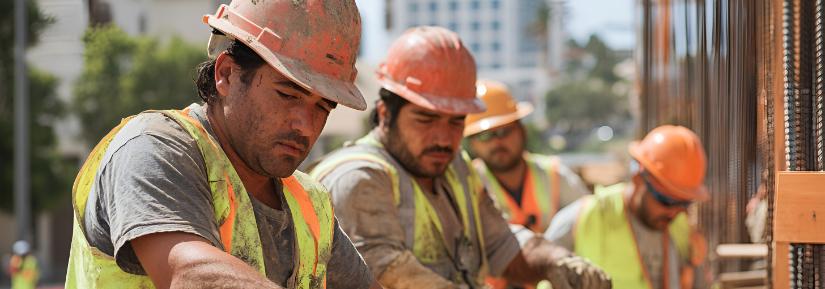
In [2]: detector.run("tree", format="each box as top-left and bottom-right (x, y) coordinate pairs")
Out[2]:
(542, 34), (632, 152)
(0, 0), (77, 213)
(73, 25), (207, 144)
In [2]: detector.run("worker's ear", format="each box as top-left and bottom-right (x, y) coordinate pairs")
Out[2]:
(214, 52), (236, 99)
(376, 100), (389, 130)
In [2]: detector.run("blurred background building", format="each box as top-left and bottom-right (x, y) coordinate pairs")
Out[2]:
(1, 0), (640, 286)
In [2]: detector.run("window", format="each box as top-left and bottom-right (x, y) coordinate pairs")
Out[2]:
(491, 62), (502, 69)
(448, 22), (459, 31)
(409, 2), (418, 12)
(449, 1), (458, 11)
(429, 1), (438, 12)
(471, 42), (481, 53)
(491, 42), (501, 52)
(491, 21), (500, 30)
(491, 0), (500, 9)
(470, 0), (480, 10)
(471, 21), (480, 31)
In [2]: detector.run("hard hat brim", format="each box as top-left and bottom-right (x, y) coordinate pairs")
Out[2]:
(629, 141), (710, 202)
(206, 16), (367, 111)
(463, 102), (533, 137)
(377, 74), (486, 115)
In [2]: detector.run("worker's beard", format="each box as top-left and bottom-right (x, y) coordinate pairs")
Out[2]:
(638, 194), (673, 231)
(483, 146), (523, 173)
(383, 126), (454, 178)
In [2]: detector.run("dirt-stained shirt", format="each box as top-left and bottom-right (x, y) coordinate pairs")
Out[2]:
(315, 132), (521, 287)
(82, 103), (374, 288)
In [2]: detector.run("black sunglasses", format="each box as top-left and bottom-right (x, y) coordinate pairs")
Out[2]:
(641, 172), (692, 208)
(472, 125), (515, 142)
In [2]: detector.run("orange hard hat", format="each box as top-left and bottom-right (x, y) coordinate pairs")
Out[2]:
(464, 80), (534, 136)
(377, 26), (485, 115)
(629, 125), (709, 201)
(203, 0), (366, 110)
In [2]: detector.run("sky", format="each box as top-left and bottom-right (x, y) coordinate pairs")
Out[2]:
(566, 0), (636, 50)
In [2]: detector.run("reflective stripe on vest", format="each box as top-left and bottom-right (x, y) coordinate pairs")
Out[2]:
(474, 153), (561, 232)
(65, 109), (333, 289)
(310, 133), (490, 285)
(573, 183), (690, 289)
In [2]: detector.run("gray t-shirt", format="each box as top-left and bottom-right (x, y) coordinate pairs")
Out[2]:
(82, 103), (373, 288)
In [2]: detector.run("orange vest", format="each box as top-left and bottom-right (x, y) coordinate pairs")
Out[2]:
(474, 154), (561, 232)
(475, 154), (561, 289)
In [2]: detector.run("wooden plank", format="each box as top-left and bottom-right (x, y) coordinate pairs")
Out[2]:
(719, 270), (767, 289)
(716, 243), (769, 259)
(774, 241), (789, 289)
(774, 172), (825, 243)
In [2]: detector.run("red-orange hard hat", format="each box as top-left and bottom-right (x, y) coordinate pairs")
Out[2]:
(203, 0), (366, 110)
(377, 26), (485, 115)
(629, 125), (709, 201)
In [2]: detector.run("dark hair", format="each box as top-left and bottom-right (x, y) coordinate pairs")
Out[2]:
(195, 31), (267, 104)
(370, 88), (409, 128)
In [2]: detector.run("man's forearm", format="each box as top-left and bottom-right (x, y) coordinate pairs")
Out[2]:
(133, 232), (282, 289)
(169, 252), (282, 289)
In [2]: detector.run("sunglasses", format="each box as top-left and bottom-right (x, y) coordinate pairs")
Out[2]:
(472, 125), (515, 142)
(642, 172), (692, 208)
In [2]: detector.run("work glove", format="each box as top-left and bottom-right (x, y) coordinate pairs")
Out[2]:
(545, 255), (612, 289)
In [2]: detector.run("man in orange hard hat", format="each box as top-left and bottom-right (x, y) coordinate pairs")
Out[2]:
(546, 125), (709, 289)
(311, 26), (610, 289)
(465, 80), (591, 289)
(65, 1), (379, 288)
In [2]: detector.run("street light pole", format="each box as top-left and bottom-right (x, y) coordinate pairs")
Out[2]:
(14, 0), (32, 244)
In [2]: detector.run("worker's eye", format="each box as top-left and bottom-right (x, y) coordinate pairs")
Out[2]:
(277, 91), (299, 100)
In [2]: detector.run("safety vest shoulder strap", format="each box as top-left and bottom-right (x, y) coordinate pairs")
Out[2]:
(525, 154), (561, 226)
(158, 109), (266, 272)
(309, 142), (402, 205)
(668, 213), (692, 263)
(282, 171), (335, 289)
(472, 158), (514, 219)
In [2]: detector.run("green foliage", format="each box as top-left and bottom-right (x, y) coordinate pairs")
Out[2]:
(73, 25), (207, 144)
(543, 34), (632, 152)
(546, 79), (627, 133)
(0, 1), (76, 213)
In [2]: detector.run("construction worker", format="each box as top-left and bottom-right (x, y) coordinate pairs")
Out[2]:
(465, 80), (590, 289)
(545, 125), (709, 289)
(310, 26), (611, 289)
(65, 1), (379, 288)
(466, 79), (589, 232)
(9, 241), (38, 289)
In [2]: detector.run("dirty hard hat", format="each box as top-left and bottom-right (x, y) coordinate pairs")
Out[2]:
(377, 26), (485, 115)
(203, 0), (366, 110)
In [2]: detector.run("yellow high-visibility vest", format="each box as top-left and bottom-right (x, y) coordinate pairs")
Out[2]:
(574, 183), (691, 289)
(65, 109), (334, 289)
(310, 133), (490, 286)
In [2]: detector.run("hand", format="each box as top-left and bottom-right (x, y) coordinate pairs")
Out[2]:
(545, 256), (611, 289)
